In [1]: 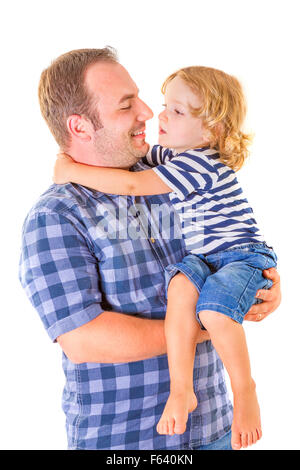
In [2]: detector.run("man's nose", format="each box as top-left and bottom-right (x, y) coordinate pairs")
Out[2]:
(137, 99), (154, 121)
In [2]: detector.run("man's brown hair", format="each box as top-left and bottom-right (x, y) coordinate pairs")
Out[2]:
(38, 47), (118, 149)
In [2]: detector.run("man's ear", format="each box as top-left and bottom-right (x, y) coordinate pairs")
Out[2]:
(67, 114), (92, 142)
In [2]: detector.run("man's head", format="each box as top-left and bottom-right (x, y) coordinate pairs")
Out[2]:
(38, 48), (153, 167)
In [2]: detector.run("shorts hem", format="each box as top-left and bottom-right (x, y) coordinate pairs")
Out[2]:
(165, 263), (205, 297)
(196, 303), (244, 324)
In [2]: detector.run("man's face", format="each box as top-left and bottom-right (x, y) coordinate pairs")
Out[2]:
(84, 62), (153, 168)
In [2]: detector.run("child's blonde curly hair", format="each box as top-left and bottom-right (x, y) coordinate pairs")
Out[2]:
(162, 66), (252, 171)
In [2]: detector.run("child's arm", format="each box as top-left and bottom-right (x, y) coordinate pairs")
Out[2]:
(142, 144), (175, 168)
(53, 153), (172, 196)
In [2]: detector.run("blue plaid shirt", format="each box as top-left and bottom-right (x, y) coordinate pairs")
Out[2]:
(19, 162), (233, 450)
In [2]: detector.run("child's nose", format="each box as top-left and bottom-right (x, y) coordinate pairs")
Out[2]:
(159, 109), (167, 121)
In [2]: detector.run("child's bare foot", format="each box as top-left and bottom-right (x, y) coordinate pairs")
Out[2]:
(156, 390), (198, 435)
(231, 381), (262, 450)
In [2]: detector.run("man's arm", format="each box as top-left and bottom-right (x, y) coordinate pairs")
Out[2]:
(57, 312), (211, 364)
(57, 312), (166, 364)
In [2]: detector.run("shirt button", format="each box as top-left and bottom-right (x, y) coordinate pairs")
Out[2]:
(150, 237), (155, 243)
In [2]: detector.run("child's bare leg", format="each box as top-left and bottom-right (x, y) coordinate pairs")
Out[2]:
(199, 310), (262, 450)
(156, 273), (200, 436)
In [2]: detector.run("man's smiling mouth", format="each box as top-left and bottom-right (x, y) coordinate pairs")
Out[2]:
(131, 128), (145, 138)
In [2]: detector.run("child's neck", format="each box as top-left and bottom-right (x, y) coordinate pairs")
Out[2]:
(174, 143), (211, 154)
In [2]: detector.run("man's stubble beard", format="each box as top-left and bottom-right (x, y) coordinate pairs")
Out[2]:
(93, 128), (147, 169)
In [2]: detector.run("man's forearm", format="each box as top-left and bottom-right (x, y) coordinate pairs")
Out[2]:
(57, 311), (167, 364)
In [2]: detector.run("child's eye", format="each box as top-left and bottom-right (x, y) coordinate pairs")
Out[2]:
(173, 108), (184, 116)
(162, 104), (183, 115)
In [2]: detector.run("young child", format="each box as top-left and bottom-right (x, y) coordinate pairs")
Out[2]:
(53, 66), (277, 450)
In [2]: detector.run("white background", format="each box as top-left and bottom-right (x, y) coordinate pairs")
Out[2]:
(1, 0), (299, 450)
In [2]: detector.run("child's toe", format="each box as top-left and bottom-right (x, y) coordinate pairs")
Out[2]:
(231, 430), (242, 450)
(168, 418), (175, 435)
(156, 418), (167, 435)
(156, 422), (162, 434)
(162, 421), (169, 435)
(174, 420), (186, 434)
(241, 432), (248, 448)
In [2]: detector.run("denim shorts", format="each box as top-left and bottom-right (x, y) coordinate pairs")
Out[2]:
(165, 242), (277, 325)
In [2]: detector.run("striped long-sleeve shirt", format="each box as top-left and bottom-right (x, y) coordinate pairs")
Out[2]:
(143, 145), (264, 255)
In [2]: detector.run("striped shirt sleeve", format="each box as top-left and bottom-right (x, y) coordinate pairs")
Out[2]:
(19, 210), (104, 342)
(141, 145), (175, 167)
(152, 150), (219, 200)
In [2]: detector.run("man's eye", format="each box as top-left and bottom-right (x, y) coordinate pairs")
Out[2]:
(120, 105), (131, 110)
(175, 109), (183, 115)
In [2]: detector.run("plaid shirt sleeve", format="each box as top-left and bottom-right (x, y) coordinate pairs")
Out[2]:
(19, 210), (104, 342)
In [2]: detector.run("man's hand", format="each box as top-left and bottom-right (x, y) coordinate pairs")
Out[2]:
(244, 268), (281, 323)
(53, 153), (75, 184)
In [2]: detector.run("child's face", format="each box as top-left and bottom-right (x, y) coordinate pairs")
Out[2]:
(158, 76), (210, 153)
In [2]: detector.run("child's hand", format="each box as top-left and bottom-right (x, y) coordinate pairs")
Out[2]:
(53, 153), (74, 184)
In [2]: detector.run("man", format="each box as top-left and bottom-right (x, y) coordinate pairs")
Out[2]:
(19, 48), (281, 450)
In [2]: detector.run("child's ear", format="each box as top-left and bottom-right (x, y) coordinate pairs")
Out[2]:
(67, 115), (92, 142)
(214, 122), (225, 138)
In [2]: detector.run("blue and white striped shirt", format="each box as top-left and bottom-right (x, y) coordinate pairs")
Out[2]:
(18, 160), (233, 450)
(144, 146), (264, 255)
